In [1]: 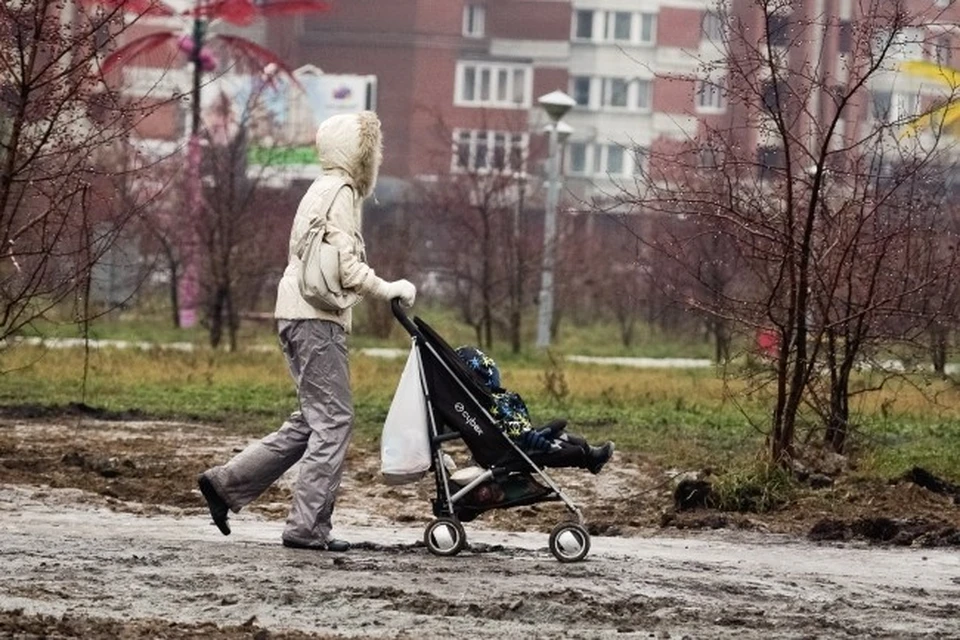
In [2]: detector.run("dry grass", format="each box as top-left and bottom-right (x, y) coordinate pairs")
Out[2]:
(1, 343), (959, 479)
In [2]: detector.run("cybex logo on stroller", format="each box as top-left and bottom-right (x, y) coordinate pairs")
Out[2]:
(454, 402), (484, 437)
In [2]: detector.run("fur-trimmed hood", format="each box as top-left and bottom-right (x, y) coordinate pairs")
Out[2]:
(315, 111), (383, 198)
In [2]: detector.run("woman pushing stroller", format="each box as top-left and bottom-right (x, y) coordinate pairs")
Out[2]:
(455, 346), (614, 474)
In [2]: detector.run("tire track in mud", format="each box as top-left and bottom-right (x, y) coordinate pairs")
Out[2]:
(2, 484), (960, 639)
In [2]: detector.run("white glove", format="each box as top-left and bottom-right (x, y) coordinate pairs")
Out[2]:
(383, 279), (416, 308)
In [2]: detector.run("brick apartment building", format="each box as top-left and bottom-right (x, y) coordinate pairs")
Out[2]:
(264, 0), (572, 182)
(564, 0), (960, 198)
(89, 0), (960, 316)
(563, 0), (716, 200)
(263, 0), (720, 197)
(120, 0), (960, 192)
(719, 0), (960, 175)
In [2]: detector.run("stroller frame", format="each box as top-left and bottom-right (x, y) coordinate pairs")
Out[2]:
(391, 300), (592, 562)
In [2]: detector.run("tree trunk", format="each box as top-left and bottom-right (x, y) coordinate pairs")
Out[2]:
(508, 183), (525, 354)
(931, 323), (948, 377)
(825, 373), (850, 453)
(550, 309), (562, 344)
(823, 326), (855, 453)
(772, 313), (805, 465)
(481, 208), (492, 349)
(226, 284), (238, 352)
(208, 285), (225, 349)
(618, 312), (635, 347)
(166, 247), (181, 329)
(711, 317), (730, 363)
(509, 304), (521, 353)
(483, 293), (492, 349)
(770, 348), (791, 462)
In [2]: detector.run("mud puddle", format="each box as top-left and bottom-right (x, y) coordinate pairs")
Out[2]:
(1, 418), (960, 638)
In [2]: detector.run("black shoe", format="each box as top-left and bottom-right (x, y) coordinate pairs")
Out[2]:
(587, 442), (615, 475)
(197, 474), (231, 536)
(282, 538), (351, 552)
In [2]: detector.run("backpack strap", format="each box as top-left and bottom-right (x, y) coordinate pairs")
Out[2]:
(293, 182), (354, 260)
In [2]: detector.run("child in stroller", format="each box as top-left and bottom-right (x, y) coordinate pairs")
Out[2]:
(455, 346), (614, 474)
(387, 300), (606, 561)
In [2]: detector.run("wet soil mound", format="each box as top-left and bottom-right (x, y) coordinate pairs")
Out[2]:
(808, 516), (960, 547)
(0, 609), (336, 639)
(902, 466), (960, 505)
(0, 402), (152, 422)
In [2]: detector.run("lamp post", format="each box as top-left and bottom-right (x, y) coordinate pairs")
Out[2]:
(535, 90), (575, 348)
(180, 10), (208, 329)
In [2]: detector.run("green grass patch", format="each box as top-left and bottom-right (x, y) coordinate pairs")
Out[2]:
(15, 302), (725, 359)
(711, 462), (798, 513)
(0, 346), (296, 434)
(854, 415), (960, 480)
(16, 313), (272, 348)
(3, 340), (960, 485)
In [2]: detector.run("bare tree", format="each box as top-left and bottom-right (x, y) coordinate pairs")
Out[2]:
(360, 190), (417, 339)
(0, 0), (164, 342)
(195, 82), (294, 350)
(615, 0), (960, 462)
(416, 111), (542, 351)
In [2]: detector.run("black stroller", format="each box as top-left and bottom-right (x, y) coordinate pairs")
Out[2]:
(391, 300), (592, 562)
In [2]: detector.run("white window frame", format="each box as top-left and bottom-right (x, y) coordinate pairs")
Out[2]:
(874, 27), (925, 63)
(567, 141), (588, 175)
(606, 143), (631, 177)
(573, 9), (595, 40)
(601, 77), (630, 109)
(607, 11), (633, 42)
(574, 10), (656, 45)
(695, 79), (727, 113)
(893, 91), (920, 121)
(571, 75), (592, 108)
(635, 78), (652, 112)
(574, 77), (653, 113)
(455, 61), (532, 108)
(639, 13), (657, 45)
(606, 144), (625, 175)
(702, 10), (723, 42)
(452, 129), (529, 174)
(463, 4), (485, 38)
(632, 147), (649, 175)
(871, 90), (921, 123)
(578, 143), (632, 178)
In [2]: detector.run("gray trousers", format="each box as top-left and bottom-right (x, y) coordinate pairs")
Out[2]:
(204, 319), (353, 544)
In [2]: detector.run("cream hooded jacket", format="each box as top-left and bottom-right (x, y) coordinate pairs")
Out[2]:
(274, 111), (392, 331)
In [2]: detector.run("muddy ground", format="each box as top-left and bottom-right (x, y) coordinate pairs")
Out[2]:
(1, 417), (959, 639)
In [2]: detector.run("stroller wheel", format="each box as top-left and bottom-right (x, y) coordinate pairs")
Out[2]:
(424, 517), (467, 557)
(548, 522), (591, 563)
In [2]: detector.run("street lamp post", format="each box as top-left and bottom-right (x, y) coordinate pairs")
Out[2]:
(535, 90), (575, 349)
(180, 12), (208, 329)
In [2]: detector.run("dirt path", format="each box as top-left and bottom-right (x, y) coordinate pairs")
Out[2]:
(1, 418), (960, 638)
(2, 484), (959, 639)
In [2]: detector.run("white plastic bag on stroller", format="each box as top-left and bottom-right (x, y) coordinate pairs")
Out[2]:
(380, 346), (431, 484)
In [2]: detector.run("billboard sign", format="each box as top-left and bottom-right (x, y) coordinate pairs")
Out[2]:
(200, 65), (377, 170)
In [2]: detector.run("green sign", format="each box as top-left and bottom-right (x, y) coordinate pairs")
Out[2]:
(247, 145), (317, 166)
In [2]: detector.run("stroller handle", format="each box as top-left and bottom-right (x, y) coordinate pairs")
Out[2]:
(391, 297), (419, 337)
